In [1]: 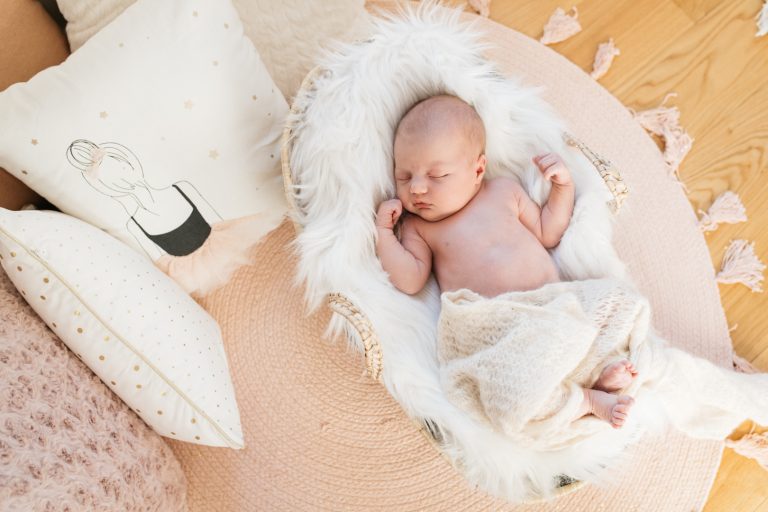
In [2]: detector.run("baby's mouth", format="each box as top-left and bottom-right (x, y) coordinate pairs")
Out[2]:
(413, 201), (431, 209)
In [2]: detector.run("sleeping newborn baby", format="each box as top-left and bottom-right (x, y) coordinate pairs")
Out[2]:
(375, 94), (636, 429)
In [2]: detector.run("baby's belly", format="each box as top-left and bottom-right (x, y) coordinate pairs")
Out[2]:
(435, 243), (560, 297)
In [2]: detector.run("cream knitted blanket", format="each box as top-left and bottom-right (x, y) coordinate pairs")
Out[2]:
(438, 278), (768, 450)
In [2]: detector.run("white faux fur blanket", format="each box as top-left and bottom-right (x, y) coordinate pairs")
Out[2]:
(439, 278), (768, 451)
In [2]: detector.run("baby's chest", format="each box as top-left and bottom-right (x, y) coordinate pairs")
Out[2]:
(427, 204), (523, 253)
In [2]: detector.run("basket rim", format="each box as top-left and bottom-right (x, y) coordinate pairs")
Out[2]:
(280, 66), (328, 236)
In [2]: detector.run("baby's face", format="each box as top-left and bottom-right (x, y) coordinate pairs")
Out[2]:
(393, 128), (485, 222)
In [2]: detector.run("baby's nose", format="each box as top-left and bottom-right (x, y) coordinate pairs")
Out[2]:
(410, 177), (428, 194)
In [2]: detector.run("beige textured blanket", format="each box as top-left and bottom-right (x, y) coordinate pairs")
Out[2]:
(438, 278), (768, 450)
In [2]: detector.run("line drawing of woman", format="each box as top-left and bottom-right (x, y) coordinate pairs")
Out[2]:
(66, 139), (262, 296)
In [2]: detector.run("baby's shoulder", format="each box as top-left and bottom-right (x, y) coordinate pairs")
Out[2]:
(485, 176), (525, 195)
(398, 214), (430, 244)
(400, 213), (424, 233)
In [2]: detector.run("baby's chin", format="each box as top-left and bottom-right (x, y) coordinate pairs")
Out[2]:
(404, 205), (452, 222)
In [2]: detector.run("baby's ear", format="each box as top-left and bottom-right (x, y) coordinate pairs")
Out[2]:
(475, 154), (487, 180)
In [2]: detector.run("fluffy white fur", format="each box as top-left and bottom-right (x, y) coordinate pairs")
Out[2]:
(287, 3), (654, 503)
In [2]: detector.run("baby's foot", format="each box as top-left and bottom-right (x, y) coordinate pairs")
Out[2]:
(593, 359), (638, 393)
(588, 389), (635, 429)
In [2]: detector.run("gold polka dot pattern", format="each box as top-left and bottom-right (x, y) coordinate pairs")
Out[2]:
(0, 208), (244, 449)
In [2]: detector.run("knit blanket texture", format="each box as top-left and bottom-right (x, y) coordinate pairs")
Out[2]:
(438, 278), (768, 451)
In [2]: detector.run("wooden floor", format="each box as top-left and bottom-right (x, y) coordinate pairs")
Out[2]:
(475, 1), (768, 510)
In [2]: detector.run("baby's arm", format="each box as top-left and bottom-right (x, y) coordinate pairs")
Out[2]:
(517, 153), (575, 248)
(375, 199), (432, 294)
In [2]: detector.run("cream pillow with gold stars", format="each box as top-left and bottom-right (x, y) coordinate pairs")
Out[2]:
(0, 207), (244, 449)
(0, 0), (288, 298)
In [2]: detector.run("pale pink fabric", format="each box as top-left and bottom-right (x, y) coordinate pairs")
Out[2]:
(0, 271), (188, 511)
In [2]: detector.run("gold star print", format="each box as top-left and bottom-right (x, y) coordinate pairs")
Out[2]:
(192, 10), (198, 17)
(31, 138), (38, 146)
(224, 23), (229, 29)
(212, 60), (219, 66)
(184, 100), (194, 110)
(209, 150), (219, 160)
(99, 111), (108, 119)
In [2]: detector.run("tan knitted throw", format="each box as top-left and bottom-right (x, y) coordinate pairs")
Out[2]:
(438, 278), (768, 450)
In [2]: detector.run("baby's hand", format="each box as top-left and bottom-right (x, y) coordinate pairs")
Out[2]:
(375, 199), (403, 230)
(533, 153), (572, 186)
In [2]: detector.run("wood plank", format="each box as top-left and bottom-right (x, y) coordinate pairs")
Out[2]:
(608, 1), (764, 109)
(674, 0), (729, 21)
(704, 447), (768, 512)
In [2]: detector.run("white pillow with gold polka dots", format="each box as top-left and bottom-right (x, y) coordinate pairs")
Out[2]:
(0, 0), (288, 298)
(0, 207), (244, 449)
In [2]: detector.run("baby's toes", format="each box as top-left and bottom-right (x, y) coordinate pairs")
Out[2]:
(613, 409), (628, 421)
(613, 404), (630, 417)
(613, 361), (630, 378)
(611, 402), (632, 428)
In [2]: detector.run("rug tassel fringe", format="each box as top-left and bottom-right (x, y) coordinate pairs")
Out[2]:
(716, 239), (766, 292)
(757, 0), (768, 37)
(728, 354), (768, 471)
(540, 7), (581, 45)
(590, 38), (620, 80)
(733, 353), (760, 373)
(467, 0), (491, 18)
(726, 431), (768, 472)
(630, 93), (693, 187)
(698, 191), (747, 232)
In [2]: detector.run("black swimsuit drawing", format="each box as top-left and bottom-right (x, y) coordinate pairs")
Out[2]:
(65, 139), (222, 261)
(131, 184), (212, 257)
(64, 139), (259, 297)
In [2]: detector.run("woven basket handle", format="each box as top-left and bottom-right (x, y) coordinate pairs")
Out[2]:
(564, 132), (629, 214)
(327, 293), (383, 381)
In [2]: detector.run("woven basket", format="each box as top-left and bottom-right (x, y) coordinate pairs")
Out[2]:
(280, 64), (630, 501)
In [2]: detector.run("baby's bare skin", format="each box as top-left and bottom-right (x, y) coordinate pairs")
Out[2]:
(376, 95), (636, 427)
(375, 114), (573, 296)
(403, 177), (560, 297)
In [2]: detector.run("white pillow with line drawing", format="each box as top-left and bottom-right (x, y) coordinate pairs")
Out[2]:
(0, 0), (289, 297)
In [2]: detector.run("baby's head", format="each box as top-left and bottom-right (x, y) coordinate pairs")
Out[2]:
(393, 94), (486, 222)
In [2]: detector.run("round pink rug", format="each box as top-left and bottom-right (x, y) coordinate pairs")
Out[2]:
(168, 6), (729, 511)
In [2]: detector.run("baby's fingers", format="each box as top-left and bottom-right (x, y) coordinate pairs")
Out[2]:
(376, 199), (402, 228)
(390, 202), (402, 223)
(543, 168), (559, 181)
